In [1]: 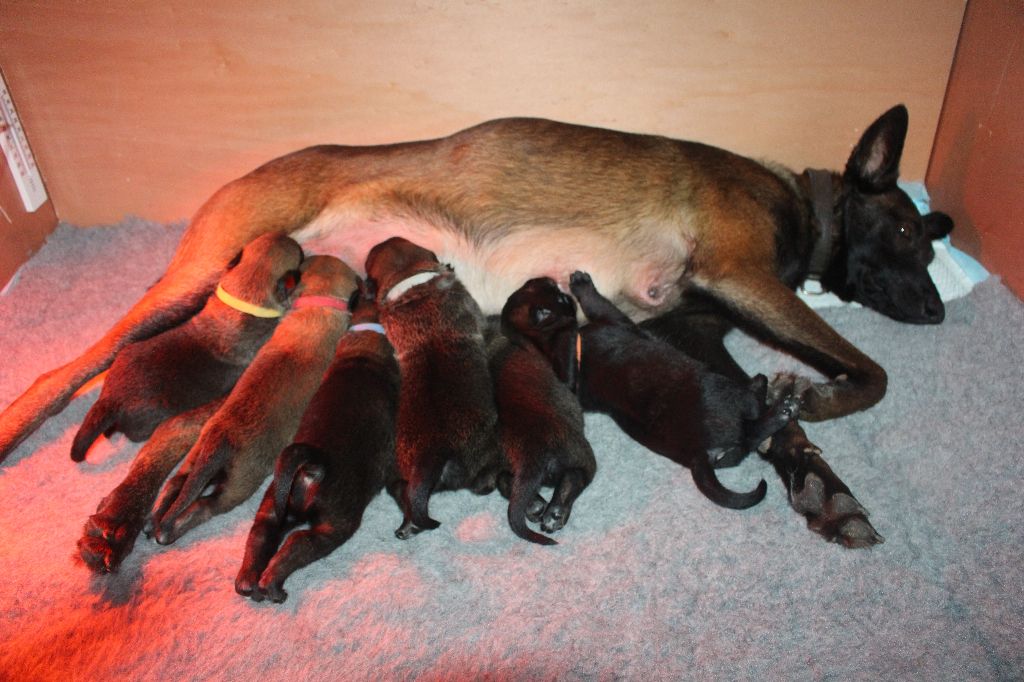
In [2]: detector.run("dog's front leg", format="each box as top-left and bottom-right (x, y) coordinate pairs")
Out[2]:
(762, 420), (883, 548)
(702, 271), (887, 420)
(236, 485), (287, 601)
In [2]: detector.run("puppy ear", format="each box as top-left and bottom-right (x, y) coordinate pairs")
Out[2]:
(225, 250), (243, 270)
(844, 104), (908, 192)
(275, 269), (302, 304)
(923, 211), (954, 240)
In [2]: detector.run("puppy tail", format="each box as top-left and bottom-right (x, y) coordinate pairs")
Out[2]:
(691, 453), (767, 510)
(272, 443), (319, 522)
(508, 461), (557, 546)
(70, 399), (118, 462)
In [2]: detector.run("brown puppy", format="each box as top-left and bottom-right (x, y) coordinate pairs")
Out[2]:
(149, 255), (359, 544)
(3, 107), (950, 544)
(364, 237), (502, 540)
(70, 233), (303, 462)
(236, 287), (400, 603)
(487, 299), (596, 545)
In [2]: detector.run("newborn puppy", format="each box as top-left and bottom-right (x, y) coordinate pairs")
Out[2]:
(364, 237), (502, 539)
(487, 290), (597, 545)
(70, 233), (303, 462)
(236, 286), (401, 603)
(149, 255), (360, 544)
(511, 274), (799, 510)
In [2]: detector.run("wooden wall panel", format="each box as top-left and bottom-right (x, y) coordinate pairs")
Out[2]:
(927, 0), (1023, 298)
(0, 1), (964, 226)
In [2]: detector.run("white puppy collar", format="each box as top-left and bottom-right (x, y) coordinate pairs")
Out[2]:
(385, 271), (441, 302)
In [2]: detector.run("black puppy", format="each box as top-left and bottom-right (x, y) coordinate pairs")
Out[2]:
(511, 274), (799, 510)
(235, 286), (401, 603)
(364, 237), (503, 539)
(487, 286), (597, 546)
(70, 233), (303, 462)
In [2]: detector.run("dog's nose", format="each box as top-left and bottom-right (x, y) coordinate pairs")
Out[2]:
(923, 298), (945, 324)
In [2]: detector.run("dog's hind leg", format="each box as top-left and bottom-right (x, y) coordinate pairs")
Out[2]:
(257, 525), (348, 603)
(78, 400), (221, 572)
(236, 484), (290, 601)
(763, 421), (883, 548)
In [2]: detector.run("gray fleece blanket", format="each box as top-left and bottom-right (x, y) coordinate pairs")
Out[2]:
(0, 220), (1021, 681)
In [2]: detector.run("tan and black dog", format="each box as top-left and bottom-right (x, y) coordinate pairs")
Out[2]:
(0, 106), (952, 545)
(148, 255), (360, 544)
(487, 286), (597, 546)
(364, 237), (503, 540)
(235, 286), (401, 603)
(70, 233), (303, 462)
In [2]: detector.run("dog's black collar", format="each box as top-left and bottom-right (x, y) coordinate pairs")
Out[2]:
(804, 168), (838, 280)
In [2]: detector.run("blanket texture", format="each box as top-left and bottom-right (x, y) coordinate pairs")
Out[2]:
(0, 220), (1021, 681)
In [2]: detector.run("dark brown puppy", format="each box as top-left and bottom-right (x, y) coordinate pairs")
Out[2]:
(70, 233), (303, 462)
(236, 287), (400, 603)
(149, 255), (360, 544)
(486, 289), (597, 546)
(364, 237), (503, 539)
(509, 274), (798, 510)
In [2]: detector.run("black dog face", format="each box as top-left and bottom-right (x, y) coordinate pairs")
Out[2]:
(825, 105), (954, 324)
(501, 277), (578, 346)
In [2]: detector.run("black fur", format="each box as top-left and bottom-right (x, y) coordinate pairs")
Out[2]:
(486, 286), (597, 544)
(510, 275), (798, 510)
(364, 238), (503, 539)
(235, 289), (401, 603)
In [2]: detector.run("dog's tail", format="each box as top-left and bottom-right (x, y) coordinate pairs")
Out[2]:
(70, 399), (118, 462)
(272, 443), (326, 522)
(507, 457), (558, 546)
(690, 451), (767, 510)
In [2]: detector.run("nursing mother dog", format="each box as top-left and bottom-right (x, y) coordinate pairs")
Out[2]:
(0, 105), (952, 548)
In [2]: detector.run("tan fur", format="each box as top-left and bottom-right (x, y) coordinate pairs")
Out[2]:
(0, 117), (890, 460)
(149, 255), (359, 543)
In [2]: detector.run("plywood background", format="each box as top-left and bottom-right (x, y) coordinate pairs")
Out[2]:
(0, 0), (964, 226)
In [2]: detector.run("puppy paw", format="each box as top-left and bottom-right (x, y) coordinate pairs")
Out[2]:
(526, 494), (548, 523)
(540, 503), (571, 533)
(258, 578), (288, 604)
(78, 512), (143, 573)
(235, 571), (265, 601)
(568, 271), (594, 295)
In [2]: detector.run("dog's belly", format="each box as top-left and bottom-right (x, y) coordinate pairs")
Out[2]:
(293, 208), (693, 318)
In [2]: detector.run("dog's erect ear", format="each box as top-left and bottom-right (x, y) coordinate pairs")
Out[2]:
(275, 270), (302, 304)
(923, 211), (954, 240)
(844, 104), (908, 192)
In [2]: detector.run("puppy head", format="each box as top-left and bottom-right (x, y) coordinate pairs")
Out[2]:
(294, 255), (361, 305)
(501, 277), (579, 346)
(220, 233), (304, 311)
(363, 237), (441, 299)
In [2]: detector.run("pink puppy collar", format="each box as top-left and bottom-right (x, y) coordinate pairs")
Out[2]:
(291, 296), (350, 313)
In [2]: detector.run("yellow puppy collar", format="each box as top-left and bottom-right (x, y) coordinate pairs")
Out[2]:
(215, 284), (283, 318)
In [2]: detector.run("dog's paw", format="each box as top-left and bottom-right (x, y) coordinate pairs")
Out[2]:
(526, 494), (548, 523)
(766, 425), (883, 549)
(568, 271), (593, 294)
(78, 512), (144, 573)
(540, 503), (571, 533)
(768, 373), (813, 405)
